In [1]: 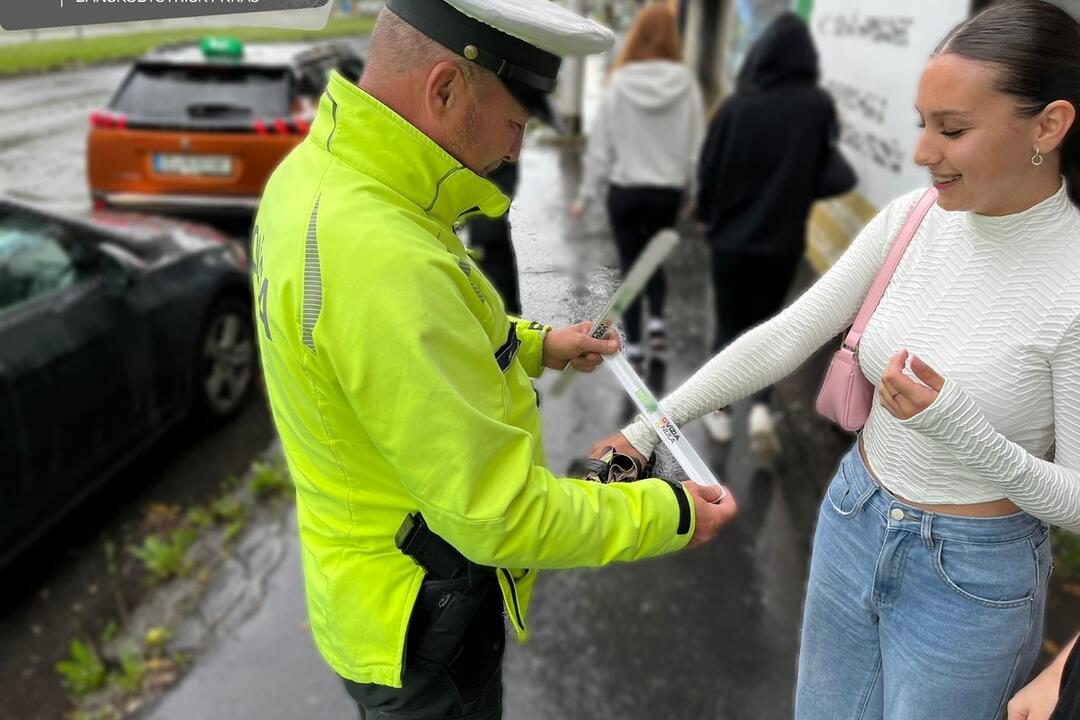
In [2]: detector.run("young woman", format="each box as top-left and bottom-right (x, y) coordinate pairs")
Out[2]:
(571, 5), (705, 369)
(594, 1), (1080, 717)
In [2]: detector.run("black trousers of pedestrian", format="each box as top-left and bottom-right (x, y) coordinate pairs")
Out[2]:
(468, 163), (522, 315)
(606, 184), (683, 347)
(341, 574), (506, 719)
(710, 251), (802, 404)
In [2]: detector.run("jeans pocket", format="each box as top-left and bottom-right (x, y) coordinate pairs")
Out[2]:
(933, 535), (1039, 608)
(825, 465), (859, 518)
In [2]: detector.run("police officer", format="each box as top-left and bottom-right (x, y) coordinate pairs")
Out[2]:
(252, 1), (737, 717)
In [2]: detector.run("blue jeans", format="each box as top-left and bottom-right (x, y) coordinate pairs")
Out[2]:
(795, 443), (1052, 720)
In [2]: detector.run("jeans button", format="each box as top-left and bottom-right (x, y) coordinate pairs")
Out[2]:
(890, 508), (904, 521)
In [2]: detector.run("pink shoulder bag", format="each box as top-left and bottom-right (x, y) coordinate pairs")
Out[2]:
(815, 188), (938, 431)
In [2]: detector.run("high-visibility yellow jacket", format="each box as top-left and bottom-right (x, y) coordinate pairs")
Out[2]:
(252, 71), (694, 688)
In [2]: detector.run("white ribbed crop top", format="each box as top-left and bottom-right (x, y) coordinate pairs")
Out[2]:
(623, 184), (1080, 531)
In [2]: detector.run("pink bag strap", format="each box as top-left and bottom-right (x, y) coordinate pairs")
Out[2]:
(842, 187), (939, 351)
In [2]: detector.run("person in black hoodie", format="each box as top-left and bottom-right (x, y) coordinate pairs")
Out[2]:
(467, 162), (522, 315)
(696, 12), (852, 451)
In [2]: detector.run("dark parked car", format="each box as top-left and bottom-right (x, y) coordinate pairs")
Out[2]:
(0, 198), (255, 565)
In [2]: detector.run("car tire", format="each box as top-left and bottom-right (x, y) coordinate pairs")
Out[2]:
(192, 296), (255, 421)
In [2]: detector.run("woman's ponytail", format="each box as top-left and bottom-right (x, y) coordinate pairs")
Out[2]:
(1063, 131), (1080, 208)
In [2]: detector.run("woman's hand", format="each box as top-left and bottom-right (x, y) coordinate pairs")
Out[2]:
(878, 349), (945, 421)
(569, 201), (585, 220)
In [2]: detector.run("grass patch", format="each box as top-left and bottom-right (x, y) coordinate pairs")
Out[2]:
(248, 459), (292, 498)
(130, 526), (198, 581)
(0, 15), (375, 76)
(56, 638), (107, 696)
(108, 651), (146, 695)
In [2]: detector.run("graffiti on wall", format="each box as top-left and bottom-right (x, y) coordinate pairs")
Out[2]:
(811, 0), (968, 206)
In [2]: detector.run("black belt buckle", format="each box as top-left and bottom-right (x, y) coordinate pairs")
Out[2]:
(395, 513), (469, 580)
(395, 512), (423, 553)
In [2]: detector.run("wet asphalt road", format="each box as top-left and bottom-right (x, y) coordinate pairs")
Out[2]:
(0, 64), (127, 214)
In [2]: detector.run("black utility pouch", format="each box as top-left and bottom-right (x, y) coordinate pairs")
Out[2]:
(408, 573), (495, 673)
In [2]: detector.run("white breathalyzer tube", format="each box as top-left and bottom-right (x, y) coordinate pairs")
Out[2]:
(604, 352), (725, 497)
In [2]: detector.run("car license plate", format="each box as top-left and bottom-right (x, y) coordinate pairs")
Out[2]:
(153, 153), (233, 177)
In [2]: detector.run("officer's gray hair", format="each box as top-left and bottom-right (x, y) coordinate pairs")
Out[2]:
(367, 9), (487, 84)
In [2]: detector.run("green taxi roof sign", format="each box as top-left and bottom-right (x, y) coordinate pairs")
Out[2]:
(201, 37), (245, 60)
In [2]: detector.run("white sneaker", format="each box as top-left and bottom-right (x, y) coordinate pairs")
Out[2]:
(646, 317), (667, 351)
(749, 403), (781, 457)
(703, 409), (732, 443)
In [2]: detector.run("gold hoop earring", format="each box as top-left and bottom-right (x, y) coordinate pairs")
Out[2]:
(1031, 146), (1044, 167)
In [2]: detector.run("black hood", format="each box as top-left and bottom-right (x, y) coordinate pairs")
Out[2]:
(736, 13), (819, 92)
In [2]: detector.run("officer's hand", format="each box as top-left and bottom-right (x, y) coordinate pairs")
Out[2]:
(589, 432), (648, 467)
(543, 321), (620, 372)
(684, 481), (737, 549)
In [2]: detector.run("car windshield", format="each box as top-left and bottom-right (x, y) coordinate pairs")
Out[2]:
(0, 211), (76, 311)
(112, 63), (291, 120)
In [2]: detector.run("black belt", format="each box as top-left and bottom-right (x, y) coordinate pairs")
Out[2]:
(396, 512), (493, 582)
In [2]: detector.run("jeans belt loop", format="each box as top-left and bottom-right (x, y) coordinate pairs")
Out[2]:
(853, 479), (877, 515)
(920, 511), (935, 549)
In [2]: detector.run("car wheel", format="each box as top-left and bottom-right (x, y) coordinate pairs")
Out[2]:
(194, 297), (255, 419)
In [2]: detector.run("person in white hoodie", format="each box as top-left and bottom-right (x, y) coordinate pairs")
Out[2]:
(571, 4), (705, 369)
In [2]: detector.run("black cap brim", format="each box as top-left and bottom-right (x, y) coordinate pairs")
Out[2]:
(503, 80), (564, 134)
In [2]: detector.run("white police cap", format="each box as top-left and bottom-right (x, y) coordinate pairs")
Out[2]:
(443, 0), (615, 57)
(384, 0), (615, 129)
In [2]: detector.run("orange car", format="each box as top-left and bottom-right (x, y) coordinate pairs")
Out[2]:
(88, 38), (364, 215)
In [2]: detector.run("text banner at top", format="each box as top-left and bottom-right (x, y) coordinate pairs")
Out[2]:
(0, 0), (332, 31)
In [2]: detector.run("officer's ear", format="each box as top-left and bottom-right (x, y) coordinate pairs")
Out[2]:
(425, 60), (468, 120)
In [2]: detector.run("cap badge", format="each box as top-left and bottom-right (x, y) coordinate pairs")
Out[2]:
(463, 44), (479, 60)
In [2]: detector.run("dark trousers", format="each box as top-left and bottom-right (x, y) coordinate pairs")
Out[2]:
(606, 185), (683, 346)
(342, 575), (505, 719)
(711, 251), (802, 404)
(468, 163), (521, 315)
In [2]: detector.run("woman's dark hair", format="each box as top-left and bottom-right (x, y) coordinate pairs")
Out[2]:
(936, 0), (1080, 207)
